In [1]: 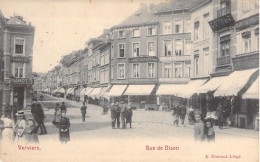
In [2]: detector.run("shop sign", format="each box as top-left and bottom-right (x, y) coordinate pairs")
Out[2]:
(11, 56), (30, 62)
(11, 78), (30, 84)
(172, 55), (191, 61)
(129, 56), (159, 63)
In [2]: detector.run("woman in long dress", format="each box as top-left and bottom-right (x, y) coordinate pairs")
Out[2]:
(0, 109), (15, 145)
(58, 111), (70, 144)
(14, 111), (27, 144)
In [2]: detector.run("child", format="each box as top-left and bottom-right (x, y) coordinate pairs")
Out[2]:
(25, 118), (39, 144)
(58, 111), (70, 144)
(205, 119), (215, 143)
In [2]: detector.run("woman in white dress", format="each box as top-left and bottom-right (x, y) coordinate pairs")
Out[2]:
(0, 109), (15, 145)
(14, 111), (27, 144)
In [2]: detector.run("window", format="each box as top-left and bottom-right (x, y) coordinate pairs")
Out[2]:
(133, 29), (140, 37)
(174, 63), (182, 78)
(101, 55), (104, 66)
(175, 40), (183, 56)
(256, 34), (259, 50)
(204, 48), (209, 75)
(185, 39), (192, 55)
(119, 44), (125, 58)
(203, 13), (210, 37)
(194, 21), (200, 40)
(132, 63), (140, 78)
(133, 43), (140, 57)
(185, 19), (191, 32)
(220, 41), (230, 57)
(118, 64), (125, 79)
(164, 40), (172, 56)
(175, 20), (182, 33)
(14, 63), (24, 78)
(243, 38), (251, 53)
(148, 63), (155, 78)
(111, 45), (114, 59)
(111, 65), (113, 79)
(148, 27), (156, 36)
(185, 64), (190, 78)
(105, 51), (109, 65)
(194, 56), (199, 76)
(148, 42), (155, 56)
(163, 63), (171, 78)
(15, 39), (24, 55)
(118, 30), (125, 38)
(163, 21), (172, 34)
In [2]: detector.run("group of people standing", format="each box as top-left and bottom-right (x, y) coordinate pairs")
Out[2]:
(0, 109), (39, 147)
(53, 102), (70, 144)
(172, 104), (187, 127)
(110, 101), (133, 129)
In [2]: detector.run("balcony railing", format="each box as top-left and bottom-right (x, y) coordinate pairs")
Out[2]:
(217, 7), (231, 18)
(217, 56), (231, 66)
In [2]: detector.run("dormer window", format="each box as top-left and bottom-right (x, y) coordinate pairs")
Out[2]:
(132, 29), (140, 37)
(118, 30), (126, 38)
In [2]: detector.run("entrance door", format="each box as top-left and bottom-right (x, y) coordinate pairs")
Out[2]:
(13, 87), (24, 109)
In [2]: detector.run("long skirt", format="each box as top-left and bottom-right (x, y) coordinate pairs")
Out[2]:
(1, 128), (14, 145)
(59, 131), (70, 142)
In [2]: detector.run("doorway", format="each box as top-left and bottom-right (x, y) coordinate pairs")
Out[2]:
(13, 87), (24, 109)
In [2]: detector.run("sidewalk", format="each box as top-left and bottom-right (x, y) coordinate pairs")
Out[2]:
(42, 94), (259, 139)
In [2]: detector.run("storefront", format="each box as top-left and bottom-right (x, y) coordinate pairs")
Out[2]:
(123, 85), (157, 110)
(107, 85), (127, 104)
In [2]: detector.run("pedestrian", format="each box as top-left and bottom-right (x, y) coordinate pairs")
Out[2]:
(25, 118), (39, 144)
(115, 102), (121, 129)
(14, 111), (27, 144)
(216, 103), (224, 129)
(204, 119), (215, 143)
(31, 98), (47, 135)
(80, 102), (87, 122)
(125, 104), (133, 128)
(188, 107), (195, 125)
(60, 102), (67, 113)
(120, 101), (126, 129)
(180, 105), (187, 125)
(0, 109), (15, 145)
(58, 111), (70, 144)
(194, 112), (205, 142)
(102, 103), (108, 115)
(173, 104), (180, 127)
(52, 103), (61, 126)
(110, 103), (116, 129)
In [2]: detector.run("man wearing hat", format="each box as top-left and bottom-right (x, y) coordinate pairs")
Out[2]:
(110, 103), (116, 129)
(194, 112), (205, 142)
(31, 98), (47, 135)
(115, 102), (121, 129)
(14, 110), (27, 143)
(120, 101), (127, 129)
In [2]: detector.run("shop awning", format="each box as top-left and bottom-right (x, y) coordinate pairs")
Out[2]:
(58, 88), (65, 93)
(179, 79), (208, 98)
(52, 88), (59, 94)
(195, 76), (229, 93)
(214, 68), (259, 97)
(88, 87), (102, 99)
(156, 84), (187, 96)
(124, 85), (155, 96)
(107, 85), (127, 97)
(101, 86), (111, 99)
(84, 87), (94, 96)
(80, 88), (87, 95)
(243, 77), (259, 99)
(67, 88), (75, 94)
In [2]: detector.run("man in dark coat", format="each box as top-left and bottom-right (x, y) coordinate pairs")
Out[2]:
(173, 104), (181, 127)
(110, 103), (116, 129)
(80, 102), (87, 122)
(120, 101), (127, 129)
(60, 102), (67, 113)
(115, 102), (121, 129)
(31, 98), (47, 135)
(180, 105), (187, 125)
(125, 104), (133, 128)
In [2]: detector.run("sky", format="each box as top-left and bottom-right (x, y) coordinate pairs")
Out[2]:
(0, 0), (161, 73)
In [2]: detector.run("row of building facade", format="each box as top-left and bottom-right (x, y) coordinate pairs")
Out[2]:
(0, 10), (35, 116)
(34, 0), (259, 129)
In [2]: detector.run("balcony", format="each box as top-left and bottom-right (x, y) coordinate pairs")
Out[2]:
(128, 55), (159, 63)
(128, 77), (158, 84)
(159, 55), (191, 62)
(217, 56), (231, 67)
(209, 7), (235, 31)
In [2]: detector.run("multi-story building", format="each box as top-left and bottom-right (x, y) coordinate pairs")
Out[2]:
(1, 12), (35, 110)
(0, 11), (5, 115)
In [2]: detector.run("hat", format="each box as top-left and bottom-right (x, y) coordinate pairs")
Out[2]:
(15, 110), (25, 116)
